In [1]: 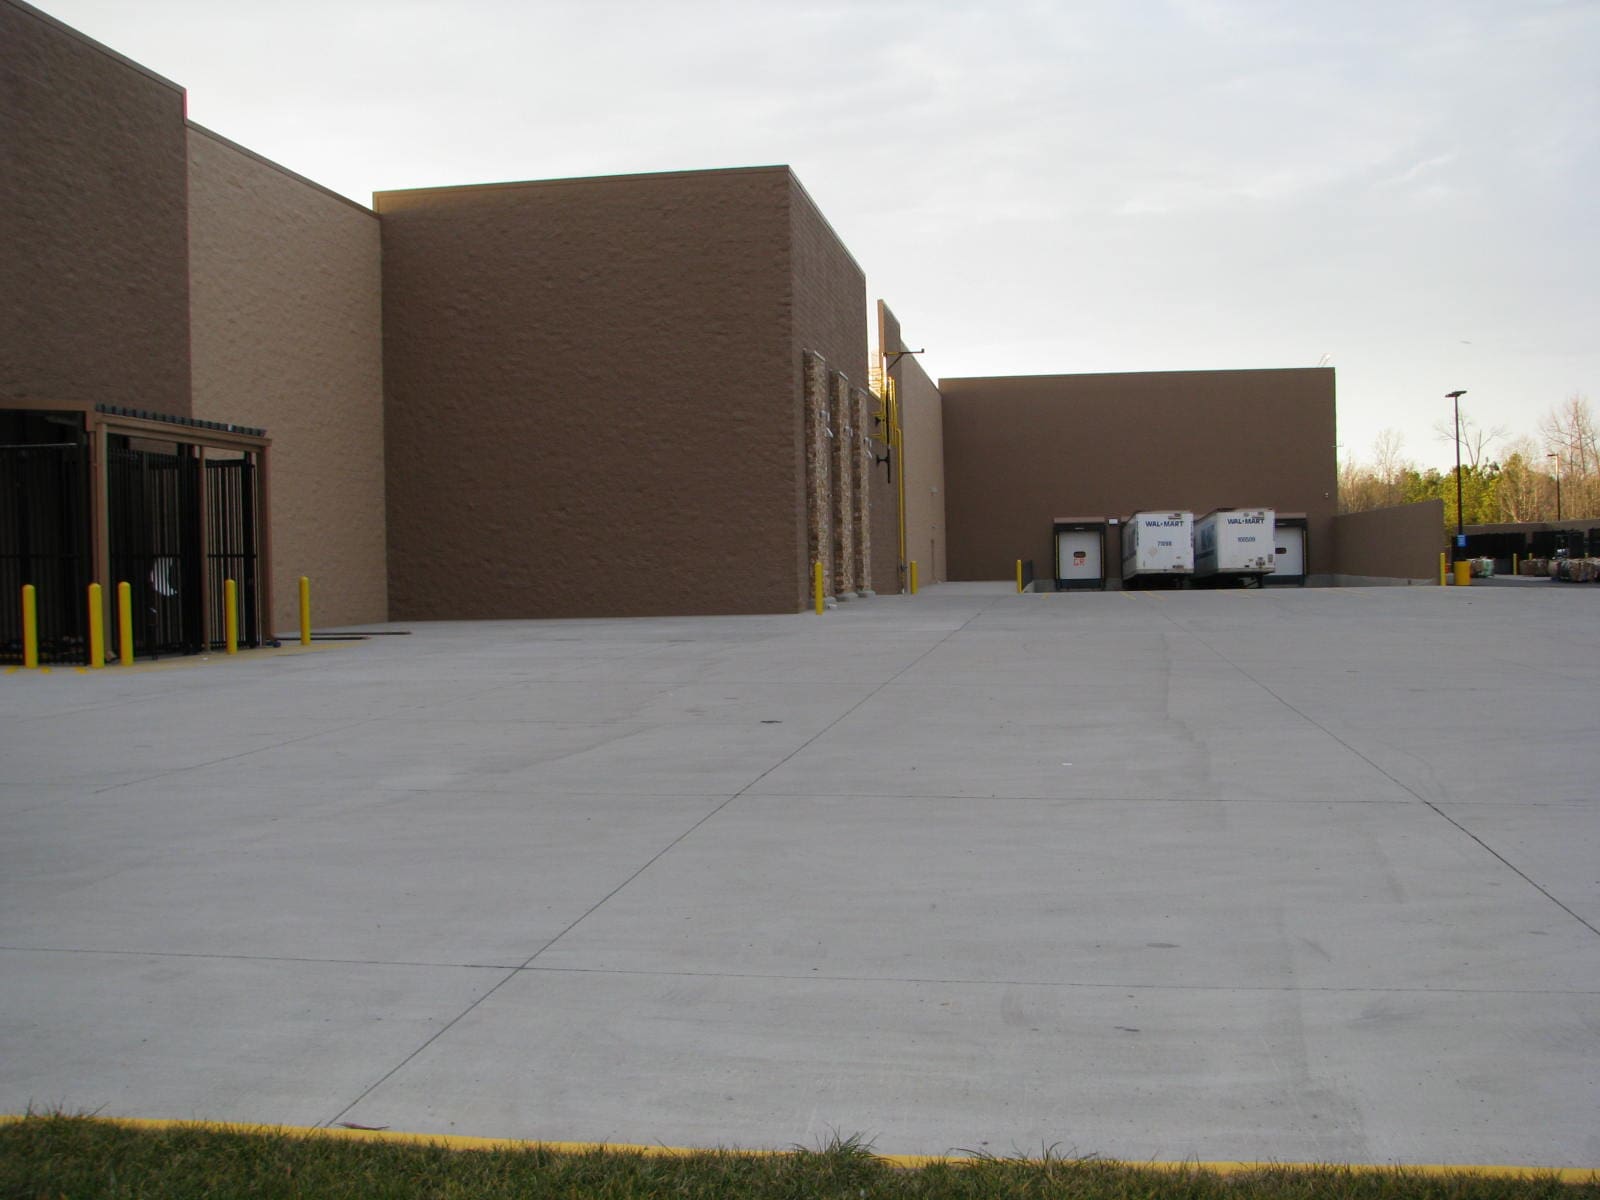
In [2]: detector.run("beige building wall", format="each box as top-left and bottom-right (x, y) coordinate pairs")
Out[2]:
(879, 303), (947, 585)
(2, 0), (191, 415)
(187, 125), (388, 633)
(378, 166), (866, 619)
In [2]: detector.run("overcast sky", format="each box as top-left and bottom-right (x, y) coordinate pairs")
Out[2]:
(37, 0), (1599, 472)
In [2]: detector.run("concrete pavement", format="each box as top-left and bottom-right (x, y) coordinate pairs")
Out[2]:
(2, 583), (1596, 1165)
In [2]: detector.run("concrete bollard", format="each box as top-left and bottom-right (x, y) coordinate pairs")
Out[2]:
(1453, 560), (1471, 587)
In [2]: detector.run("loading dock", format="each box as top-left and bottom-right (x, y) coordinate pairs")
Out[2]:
(1052, 517), (1109, 591)
(1265, 513), (1308, 586)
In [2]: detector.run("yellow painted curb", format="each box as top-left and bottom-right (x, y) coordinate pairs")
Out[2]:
(1, 1116), (1593, 1181)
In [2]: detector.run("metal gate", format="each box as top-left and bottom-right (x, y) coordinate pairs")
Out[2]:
(205, 455), (260, 649)
(0, 443), (90, 664)
(108, 445), (204, 657)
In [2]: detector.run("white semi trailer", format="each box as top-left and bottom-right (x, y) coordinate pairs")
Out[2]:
(1194, 508), (1276, 579)
(1121, 511), (1194, 581)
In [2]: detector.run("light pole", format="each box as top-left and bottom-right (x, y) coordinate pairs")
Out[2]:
(1447, 390), (1466, 561)
(1547, 451), (1562, 521)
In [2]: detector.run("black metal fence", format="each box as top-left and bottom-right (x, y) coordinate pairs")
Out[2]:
(0, 444), (90, 664)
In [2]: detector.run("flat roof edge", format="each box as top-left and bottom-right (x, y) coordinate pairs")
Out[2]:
(5, 0), (185, 94)
(187, 122), (374, 216)
(940, 366), (1336, 386)
(373, 164), (793, 204)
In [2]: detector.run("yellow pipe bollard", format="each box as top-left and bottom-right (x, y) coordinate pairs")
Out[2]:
(87, 583), (105, 668)
(909, 560), (918, 595)
(813, 561), (824, 615)
(1016, 559), (1023, 593)
(1439, 552), (1447, 586)
(299, 576), (312, 646)
(117, 581), (133, 666)
(1513, 553), (1519, 577)
(225, 578), (238, 654)
(1453, 560), (1471, 587)
(22, 584), (38, 669)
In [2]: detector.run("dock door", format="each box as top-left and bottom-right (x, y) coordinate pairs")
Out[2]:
(1053, 518), (1108, 590)
(1266, 514), (1308, 586)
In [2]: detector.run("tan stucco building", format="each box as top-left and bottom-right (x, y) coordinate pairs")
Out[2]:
(2, 0), (1445, 663)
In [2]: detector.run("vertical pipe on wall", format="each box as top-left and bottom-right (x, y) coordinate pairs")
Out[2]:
(118, 581), (133, 666)
(22, 585), (39, 669)
(87, 583), (105, 668)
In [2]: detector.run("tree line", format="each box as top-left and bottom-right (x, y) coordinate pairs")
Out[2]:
(1338, 394), (1597, 528)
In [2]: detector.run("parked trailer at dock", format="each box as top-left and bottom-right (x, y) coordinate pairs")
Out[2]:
(1194, 508), (1276, 580)
(1122, 511), (1194, 581)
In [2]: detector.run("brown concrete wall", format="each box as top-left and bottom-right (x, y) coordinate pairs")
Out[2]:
(1, 0), (191, 414)
(881, 303), (947, 584)
(1332, 500), (1444, 583)
(187, 126), (388, 633)
(378, 167), (811, 619)
(940, 369), (1337, 581)
(788, 177), (871, 601)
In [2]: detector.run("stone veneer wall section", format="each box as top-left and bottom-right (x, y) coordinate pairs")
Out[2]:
(830, 372), (856, 595)
(1, 0), (192, 414)
(187, 125), (388, 632)
(787, 174), (871, 608)
(851, 385), (874, 593)
(803, 350), (833, 597)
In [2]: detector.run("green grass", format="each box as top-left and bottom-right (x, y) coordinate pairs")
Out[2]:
(1, 1115), (1593, 1200)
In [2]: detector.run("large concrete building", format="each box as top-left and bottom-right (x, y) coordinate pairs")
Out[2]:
(1, 0), (1445, 663)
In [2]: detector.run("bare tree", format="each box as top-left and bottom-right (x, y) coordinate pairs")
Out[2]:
(1371, 428), (1409, 507)
(1540, 395), (1598, 519)
(1433, 406), (1507, 470)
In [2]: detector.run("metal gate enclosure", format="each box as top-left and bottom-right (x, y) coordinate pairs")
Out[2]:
(1, 443), (90, 664)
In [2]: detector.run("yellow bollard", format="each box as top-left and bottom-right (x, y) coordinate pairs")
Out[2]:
(1513, 553), (1519, 577)
(1453, 560), (1471, 587)
(1016, 559), (1023, 593)
(117, 581), (133, 666)
(813, 561), (824, 615)
(299, 576), (311, 646)
(1439, 552), (1447, 586)
(225, 578), (238, 654)
(87, 583), (105, 668)
(22, 584), (38, 669)
(909, 560), (918, 595)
